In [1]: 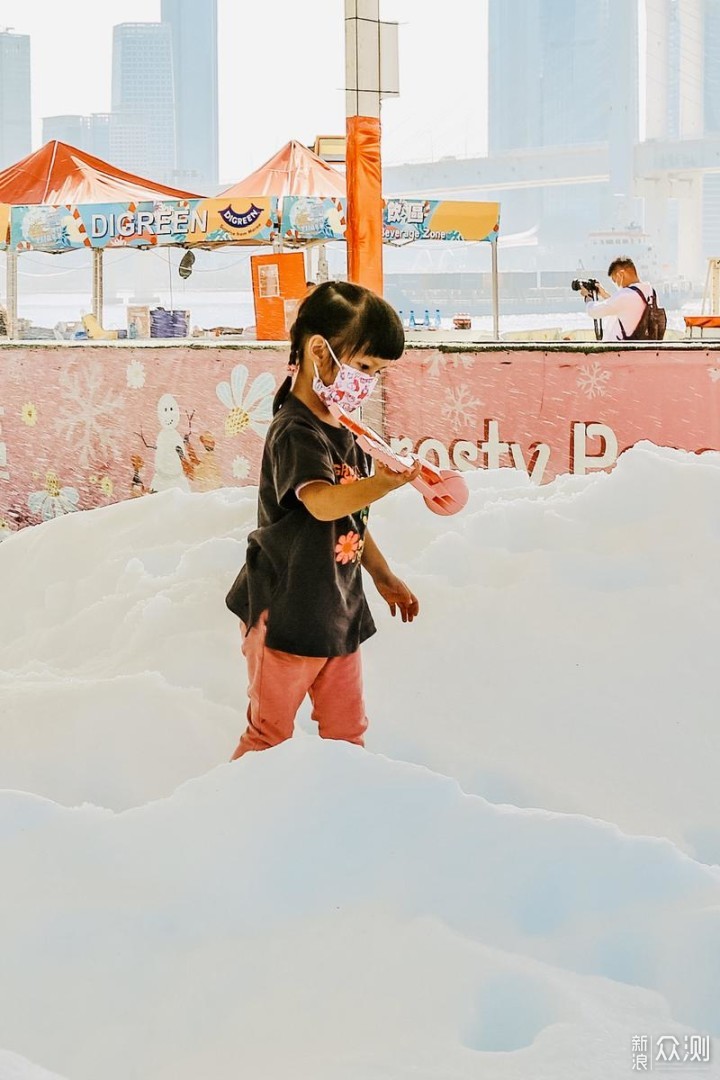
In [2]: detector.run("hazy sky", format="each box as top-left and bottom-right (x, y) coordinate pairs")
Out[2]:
(2, 0), (489, 185)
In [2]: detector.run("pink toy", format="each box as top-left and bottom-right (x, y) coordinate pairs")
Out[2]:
(329, 403), (469, 516)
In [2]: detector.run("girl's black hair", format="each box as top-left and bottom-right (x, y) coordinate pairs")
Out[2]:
(273, 280), (405, 413)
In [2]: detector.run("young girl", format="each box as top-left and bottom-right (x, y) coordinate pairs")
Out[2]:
(227, 280), (420, 758)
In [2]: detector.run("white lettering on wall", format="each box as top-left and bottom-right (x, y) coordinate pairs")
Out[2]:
(451, 441), (479, 470)
(510, 441), (551, 483)
(390, 419), (619, 483)
(572, 421), (618, 474)
(416, 438), (451, 470)
(389, 437), (415, 458)
(481, 419), (510, 468)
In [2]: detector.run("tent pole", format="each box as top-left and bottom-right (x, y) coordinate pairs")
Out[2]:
(317, 243), (329, 283)
(6, 250), (18, 340)
(92, 248), (104, 324)
(491, 240), (499, 340)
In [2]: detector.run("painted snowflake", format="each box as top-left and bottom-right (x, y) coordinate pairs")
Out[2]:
(708, 367), (720, 383)
(425, 350), (476, 379)
(55, 362), (125, 468)
(126, 358), (146, 389)
(441, 384), (482, 432)
(232, 455), (251, 480)
(577, 361), (611, 399)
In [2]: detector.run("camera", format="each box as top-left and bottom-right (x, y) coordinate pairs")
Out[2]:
(571, 277), (599, 294)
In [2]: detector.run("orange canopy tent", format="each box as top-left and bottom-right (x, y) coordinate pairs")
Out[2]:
(217, 140), (346, 287)
(0, 141), (202, 337)
(218, 139), (345, 200)
(0, 140), (201, 207)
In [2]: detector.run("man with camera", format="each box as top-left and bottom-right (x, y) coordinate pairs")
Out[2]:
(576, 258), (664, 341)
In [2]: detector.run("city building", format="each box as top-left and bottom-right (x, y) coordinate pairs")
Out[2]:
(42, 114), (111, 160)
(110, 22), (176, 182)
(161, 0), (219, 191)
(486, 0), (639, 277)
(0, 30), (31, 170)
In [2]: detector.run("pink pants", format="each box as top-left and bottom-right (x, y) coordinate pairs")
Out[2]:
(231, 610), (368, 758)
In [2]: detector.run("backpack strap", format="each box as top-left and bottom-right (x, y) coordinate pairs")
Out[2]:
(619, 286), (651, 340)
(628, 284), (651, 305)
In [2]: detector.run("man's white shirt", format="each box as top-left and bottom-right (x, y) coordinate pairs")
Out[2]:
(585, 282), (654, 341)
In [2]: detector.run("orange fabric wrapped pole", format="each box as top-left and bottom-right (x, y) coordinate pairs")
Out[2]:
(346, 114), (383, 296)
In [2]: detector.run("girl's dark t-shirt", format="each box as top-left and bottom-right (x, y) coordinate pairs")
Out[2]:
(226, 394), (377, 657)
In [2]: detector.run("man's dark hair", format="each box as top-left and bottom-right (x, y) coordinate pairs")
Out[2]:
(607, 257), (637, 277)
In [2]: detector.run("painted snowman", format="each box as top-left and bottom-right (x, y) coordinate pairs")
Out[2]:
(150, 393), (190, 493)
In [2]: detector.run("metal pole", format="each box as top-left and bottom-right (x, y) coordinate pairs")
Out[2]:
(92, 247), (104, 324)
(6, 250), (18, 340)
(491, 240), (499, 340)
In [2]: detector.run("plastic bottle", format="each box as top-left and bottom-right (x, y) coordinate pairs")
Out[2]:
(423, 308), (431, 328)
(398, 309), (404, 328)
(434, 308), (442, 330)
(408, 309), (416, 329)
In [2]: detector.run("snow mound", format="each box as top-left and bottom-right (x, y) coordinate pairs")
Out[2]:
(1, 442), (719, 1077)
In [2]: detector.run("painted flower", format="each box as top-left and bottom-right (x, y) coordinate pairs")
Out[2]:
(126, 358), (146, 389)
(100, 476), (114, 497)
(21, 402), (38, 426)
(28, 471), (80, 521)
(216, 364), (275, 438)
(335, 531), (360, 565)
(232, 455), (251, 480)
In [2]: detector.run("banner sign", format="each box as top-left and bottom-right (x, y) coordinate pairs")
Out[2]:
(382, 199), (500, 244)
(7, 197), (500, 251)
(280, 196), (347, 243)
(10, 197), (279, 252)
(0, 203), (9, 251)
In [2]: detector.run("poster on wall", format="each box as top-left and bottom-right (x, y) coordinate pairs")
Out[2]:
(10, 197), (279, 252)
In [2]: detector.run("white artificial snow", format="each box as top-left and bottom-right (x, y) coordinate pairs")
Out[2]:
(0, 442), (718, 1080)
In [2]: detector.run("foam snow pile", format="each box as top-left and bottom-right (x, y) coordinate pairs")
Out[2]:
(0, 442), (718, 1079)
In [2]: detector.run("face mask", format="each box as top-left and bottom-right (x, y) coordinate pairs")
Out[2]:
(312, 339), (379, 411)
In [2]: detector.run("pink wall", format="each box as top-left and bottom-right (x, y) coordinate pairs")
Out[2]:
(1, 342), (720, 539)
(0, 343), (289, 538)
(385, 345), (720, 484)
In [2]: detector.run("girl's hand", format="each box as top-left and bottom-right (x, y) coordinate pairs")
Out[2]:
(374, 459), (422, 493)
(373, 571), (420, 623)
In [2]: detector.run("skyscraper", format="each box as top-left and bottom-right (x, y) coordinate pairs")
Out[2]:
(0, 30), (31, 170)
(161, 0), (219, 190)
(488, 0), (618, 153)
(43, 114), (111, 159)
(110, 22), (176, 181)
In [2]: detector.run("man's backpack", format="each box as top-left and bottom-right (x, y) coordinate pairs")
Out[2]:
(619, 286), (667, 341)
